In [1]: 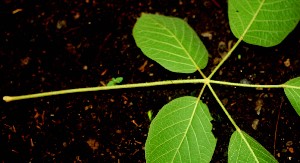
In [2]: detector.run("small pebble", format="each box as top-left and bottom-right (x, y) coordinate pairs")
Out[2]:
(255, 99), (263, 115)
(284, 58), (290, 67)
(83, 65), (88, 70)
(252, 119), (259, 130)
(286, 141), (293, 146)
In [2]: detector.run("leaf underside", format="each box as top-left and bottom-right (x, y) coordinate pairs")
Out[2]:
(229, 130), (277, 163)
(145, 96), (216, 163)
(284, 77), (300, 116)
(229, 0), (300, 47)
(133, 13), (208, 73)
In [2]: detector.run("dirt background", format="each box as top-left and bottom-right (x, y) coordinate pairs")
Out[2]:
(0, 0), (300, 162)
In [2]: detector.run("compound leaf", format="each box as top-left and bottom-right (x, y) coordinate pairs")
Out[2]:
(145, 96), (216, 162)
(133, 13), (208, 73)
(229, 130), (277, 163)
(228, 0), (300, 47)
(284, 77), (300, 116)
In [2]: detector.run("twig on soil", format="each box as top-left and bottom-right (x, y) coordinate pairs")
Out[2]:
(211, 0), (221, 8)
(273, 97), (284, 156)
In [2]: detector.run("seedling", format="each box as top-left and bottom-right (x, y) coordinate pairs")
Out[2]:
(3, 0), (300, 162)
(147, 110), (153, 121)
(107, 77), (123, 86)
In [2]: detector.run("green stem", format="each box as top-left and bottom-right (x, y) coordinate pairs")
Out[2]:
(4, 78), (294, 102)
(208, 37), (243, 79)
(209, 80), (284, 88)
(208, 0), (266, 82)
(207, 83), (259, 163)
(207, 84), (240, 130)
(3, 79), (206, 102)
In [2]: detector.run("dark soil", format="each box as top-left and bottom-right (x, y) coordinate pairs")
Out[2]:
(1, 0), (300, 162)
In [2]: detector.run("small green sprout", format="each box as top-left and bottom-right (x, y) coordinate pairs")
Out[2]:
(238, 54), (241, 60)
(107, 77), (123, 86)
(147, 110), (153, 121)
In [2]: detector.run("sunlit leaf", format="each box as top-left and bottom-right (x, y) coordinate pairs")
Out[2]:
(133, 13), (208, 73)
(145, 96), (216, 162)
(284, 77), (300, 116)
(229, 130), (277, 163)
(228, 0), (300, 47)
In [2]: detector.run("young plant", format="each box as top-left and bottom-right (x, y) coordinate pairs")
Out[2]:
(3, 0), (300, 162)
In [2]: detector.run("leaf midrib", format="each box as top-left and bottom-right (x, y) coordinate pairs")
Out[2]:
(171, 100), (198, 162)
(148, 16), (201, 73)
(235, 0), (266, 162)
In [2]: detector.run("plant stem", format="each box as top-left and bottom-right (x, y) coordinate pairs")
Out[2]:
(4, 78), (295, 102)
(198, 83), (207, 98)
(208, 0), (266, 82)
(207, 84), (240, 130)
(3, 79), (206, 102)
(207, 83), (259, 163)
(209, 80), (284, 88)
(198, 70), (207, 79)
(208, 37), (242, 79)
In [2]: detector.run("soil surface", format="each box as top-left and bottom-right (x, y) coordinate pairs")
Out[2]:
(1, 0), (300, 162)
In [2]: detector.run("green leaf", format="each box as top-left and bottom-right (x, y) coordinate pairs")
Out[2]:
(107, 77), (123, 86)
(228, 0), (300, 47)
(147, 110), (153, 121)
(284, 77), (300, 116)
(228, 130), (277, 163)
(145, 96), (216, 162)
(133, 13), (208, 73)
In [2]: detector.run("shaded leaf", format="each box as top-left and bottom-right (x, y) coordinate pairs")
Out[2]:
(228, 0), (300, 47)
(145, 96), (216, 162)
(133, 13), (208, 73)
(229, 130), (277, 163)
(284, 77), (300, 116)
